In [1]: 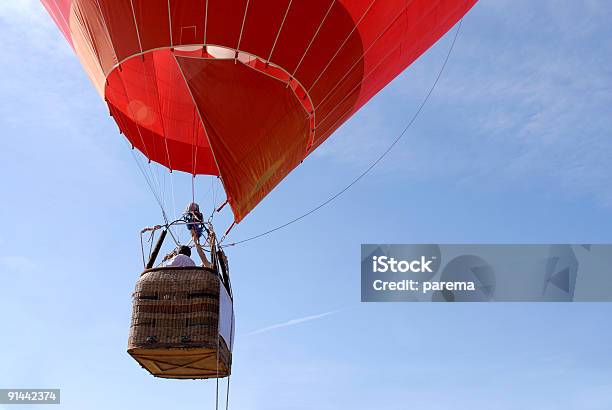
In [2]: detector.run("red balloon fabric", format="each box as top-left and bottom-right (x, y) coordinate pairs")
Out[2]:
(41, 0), (477, 222)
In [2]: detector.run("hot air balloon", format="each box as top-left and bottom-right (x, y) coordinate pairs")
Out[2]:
(40, 0), (477, 380)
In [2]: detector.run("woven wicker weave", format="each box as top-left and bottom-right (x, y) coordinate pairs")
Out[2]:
(127, 266), (232, 379)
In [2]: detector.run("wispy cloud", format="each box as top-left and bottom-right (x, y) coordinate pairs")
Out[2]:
(0, 0), (140, 194)
(0, 256), (37, 271)
(430, 1), (612, 205)
(313, 1), (612, 206)
(0, 0), (63, 44)
(246, 309), (343, 336)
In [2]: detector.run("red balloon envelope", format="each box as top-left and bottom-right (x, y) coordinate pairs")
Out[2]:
(41, 0), (476, 222)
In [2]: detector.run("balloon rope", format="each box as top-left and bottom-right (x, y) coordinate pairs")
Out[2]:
(225, 375), (231, 410)
(315, 3), (417, 114)
(236, 0), (251, 55)
(307, 0), (377, 94)
(222, 19), (464, 247)
(123, 138), (168, 222)
(267, 0), (293, 63)
(204, 0), (209, 45)
(112, 62), (171, 230)
(215, 287), (221, 410)
(225, 304), (235, 410)
(290, 0), (335, 80)
(170, 171), (180, 243)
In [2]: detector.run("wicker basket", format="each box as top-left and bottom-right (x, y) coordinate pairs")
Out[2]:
(127, 266), (232, 379)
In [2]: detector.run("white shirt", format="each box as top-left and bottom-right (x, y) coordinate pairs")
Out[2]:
(168, 254), (196, 267)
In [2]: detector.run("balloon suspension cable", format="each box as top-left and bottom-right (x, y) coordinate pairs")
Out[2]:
(145, 213), (217, 255)
(215, 302), (220, 410)
(208, 195), (228, 224)
(221, 19), (464, 248)
(192, 173), (196, 204)
(139, 220), (189, 267)
(224, 300), (235, 410)
(140, 225), (162, 268)
(208, 204), (217, 223)
(148, 231), (155, 261)
(164, 221), (181, 247)
(121, 136), (182, 248)
(139, 224), (176, 268)
(139, 233), (146, 267)
(225, 376), (231, 410)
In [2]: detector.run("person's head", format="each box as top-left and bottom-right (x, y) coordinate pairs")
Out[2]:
(186, 202), (200, 213)
(178, 245), (191, 257)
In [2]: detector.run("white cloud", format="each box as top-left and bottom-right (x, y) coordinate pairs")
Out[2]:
(433, 1), (612, 204)
(246, 309), (342, 336)
(0, 0), (60, 39)
(0, 0), (42, 16)
(0, 0), (137, 189)
(315, 0), (612, 205)
(0, 256), (37, 271)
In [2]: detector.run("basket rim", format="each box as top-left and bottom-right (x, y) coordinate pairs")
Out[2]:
(141, 266), (218, 277)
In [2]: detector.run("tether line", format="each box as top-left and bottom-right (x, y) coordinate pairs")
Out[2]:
(222, 19), (464, 247)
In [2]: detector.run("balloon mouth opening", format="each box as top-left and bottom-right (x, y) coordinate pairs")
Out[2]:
(204, 45), (313, 109)
(103, 43), (317, 176)
(198, 44), (315, 147)
(205, 45), (258, 64)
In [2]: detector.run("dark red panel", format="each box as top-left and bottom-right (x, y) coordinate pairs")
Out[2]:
(205, 0), (248, 49)
(238, 0), (288, 59)
(132, 0), (171, 51)
(176, 57), (310, 222)
(264, 0), (334, 74)
(170, 0), (207, 46)
(93, 0), (141, 62)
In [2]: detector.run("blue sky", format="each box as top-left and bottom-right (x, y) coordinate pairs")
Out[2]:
(1, 1), (612, 409)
